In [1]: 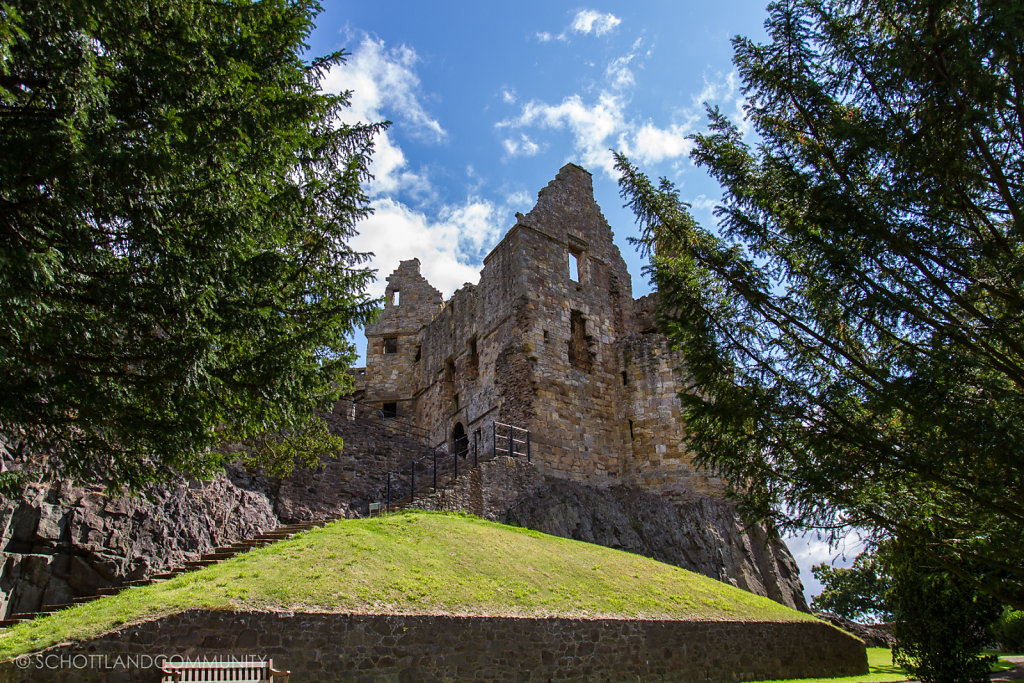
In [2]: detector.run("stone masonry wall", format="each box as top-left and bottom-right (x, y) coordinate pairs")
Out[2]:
(356, 164), (730, 502)
(0, 610), (867, 682)
(619, 333), (728, 502)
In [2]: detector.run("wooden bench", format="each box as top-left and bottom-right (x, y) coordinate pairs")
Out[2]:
(160, 659), (290, 682)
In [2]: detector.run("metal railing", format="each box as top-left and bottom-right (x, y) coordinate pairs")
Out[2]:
(493, 422), (530, 462)
(381, 421), (529, 513)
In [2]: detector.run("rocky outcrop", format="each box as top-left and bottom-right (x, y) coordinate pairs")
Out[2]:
(0, 467), (278, 618)
(0, 411), (436, 618)
(506, 478), (808, 611)
(418, 456), (808, 611)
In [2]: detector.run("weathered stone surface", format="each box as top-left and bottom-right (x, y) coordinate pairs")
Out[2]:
(0, 468), (278, 618)
(0, 610), (867, 682)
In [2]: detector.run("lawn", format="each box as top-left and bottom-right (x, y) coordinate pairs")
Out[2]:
(759, 647), (1022, 683)
(0, 510), (816, 661)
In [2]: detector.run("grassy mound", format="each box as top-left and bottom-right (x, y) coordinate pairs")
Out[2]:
(0, 510), (816, 660)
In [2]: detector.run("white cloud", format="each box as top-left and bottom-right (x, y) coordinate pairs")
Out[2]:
(500, 92), (626, 176)
(500, 87), (517, 105)
(535, 9), (620, 44)
(624, 123), (692, 164)
(502, 133), (542, 158)
(321, 35), (445, 197)
(571, 10), (621, 36)
(352, 197), (507, 299)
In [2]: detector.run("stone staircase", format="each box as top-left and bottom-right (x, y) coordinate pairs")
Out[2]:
(0, 520), (324, 629)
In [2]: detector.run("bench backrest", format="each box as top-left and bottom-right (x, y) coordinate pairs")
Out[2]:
(160, 659), (288, 682)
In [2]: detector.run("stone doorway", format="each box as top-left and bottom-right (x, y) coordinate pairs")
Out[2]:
(452, 422), (468, 458)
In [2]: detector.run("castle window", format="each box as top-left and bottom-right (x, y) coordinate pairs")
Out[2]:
(382, 402), (397, 418)
(568, 309), (593, 373)
(414, 344), (421, 362)
(467, 337), (479, 379)
(383, 336), (398, 354)
(622, 371), (628, 386)
(628, 419), (635, 441)
(390, 289), (401, 306)
(568, 251), (580, 282)
(543, 330), (550, 342)
(453, 392), (460, 411)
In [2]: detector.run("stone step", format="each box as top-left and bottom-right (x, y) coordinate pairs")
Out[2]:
(199, 551), (238, 561)
(123, 579), (155, 587)
(73, 595), (100, 604)
(0, 619), (29, 628)
(183, 560), (218, 569)
(95, 587), (123, 596)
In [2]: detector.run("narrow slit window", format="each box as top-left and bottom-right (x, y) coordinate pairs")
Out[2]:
(622, 371), (628, 386)
(568, 251), (579, 282)
(393, 289), (401, 306)
(414, 344), (421, 362)
(628, 419), (635, 441)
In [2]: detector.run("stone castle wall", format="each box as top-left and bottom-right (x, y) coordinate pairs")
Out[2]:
(356, 163), (727, 500)
(0, 610), (868, 682)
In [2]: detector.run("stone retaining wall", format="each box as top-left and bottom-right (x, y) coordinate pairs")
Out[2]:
(0, 610), (867, 682)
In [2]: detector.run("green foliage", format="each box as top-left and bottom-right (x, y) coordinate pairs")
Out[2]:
(0, 1), (384, 489)
(886, 540), (1000, 683)
(237, 414), (343, 477)
(616, 0), (1024, 613)
(812, 551), (892, 622)
(992, 609), (1024, 652)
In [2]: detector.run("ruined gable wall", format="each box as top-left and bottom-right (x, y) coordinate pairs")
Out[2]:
(412, 223), (535, 452)
(363, 259), (441, 414)
(508, 165), (636, 483)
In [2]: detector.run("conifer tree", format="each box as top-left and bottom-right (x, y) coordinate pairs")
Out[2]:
(617, 0), (1024, 617)
(0, 1), (383, 489)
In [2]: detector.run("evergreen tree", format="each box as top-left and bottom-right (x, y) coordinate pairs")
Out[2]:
(0, 1), (383, 489)
(616, 0), (1024, 616)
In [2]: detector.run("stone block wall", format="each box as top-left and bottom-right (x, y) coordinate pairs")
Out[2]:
(619, 334), (728, 502)
(0, 610), (867, 682)
(354, 164), (733, 506)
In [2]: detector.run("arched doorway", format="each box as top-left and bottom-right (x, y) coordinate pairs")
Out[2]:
(451, 422), (467, 459)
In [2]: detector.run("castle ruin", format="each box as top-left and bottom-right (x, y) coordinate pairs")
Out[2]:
(355, 163), (726, 504)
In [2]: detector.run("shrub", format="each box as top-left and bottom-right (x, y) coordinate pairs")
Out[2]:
(993, 610), (1024, 652)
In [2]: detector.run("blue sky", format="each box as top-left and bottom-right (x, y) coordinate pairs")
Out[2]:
(309, 2), (862, 602)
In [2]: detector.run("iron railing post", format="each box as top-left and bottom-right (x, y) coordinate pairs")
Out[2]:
(410, 461), (415, 503)
(433, 448), (437, 492)
(386, 472), (391, 512)
(526, 430), (531, 462)
(474, 431), (478, 467)
(492, 422), (496, 459)
(454, 441), (458, 479)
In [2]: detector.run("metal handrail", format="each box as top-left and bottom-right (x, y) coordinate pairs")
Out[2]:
(382, 421), (528, 512)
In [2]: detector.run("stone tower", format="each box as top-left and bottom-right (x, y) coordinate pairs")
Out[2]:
(356, 163), (727, 503)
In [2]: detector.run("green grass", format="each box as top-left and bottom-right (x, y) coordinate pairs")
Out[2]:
(754, 648), (908, 683)
(0, 510), (816, 661)
(758, 647), (1023, 683)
